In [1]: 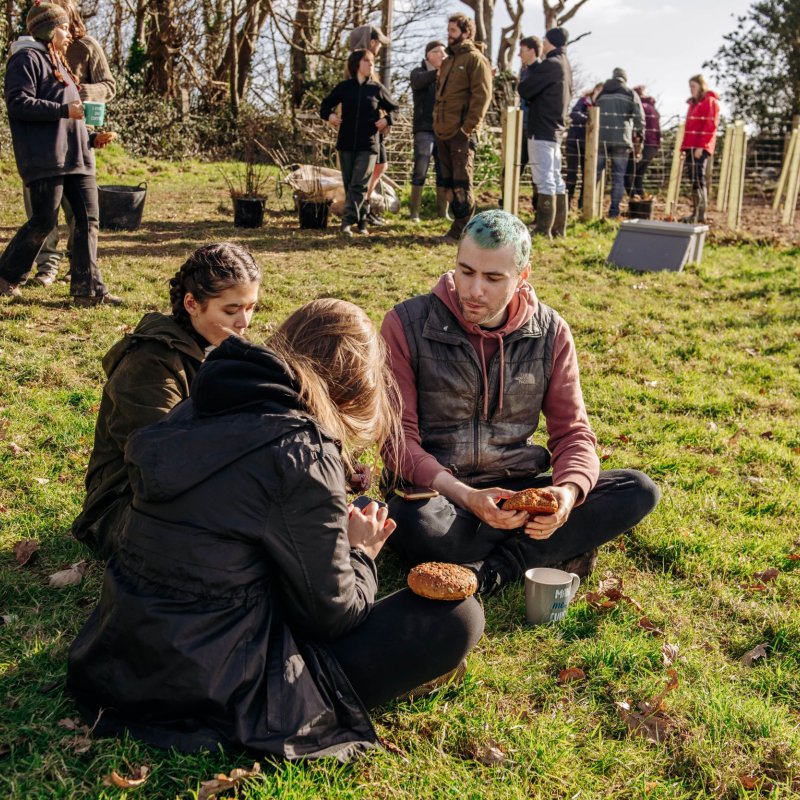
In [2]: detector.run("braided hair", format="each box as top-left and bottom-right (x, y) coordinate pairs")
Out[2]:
(46, 41), (81, 86)
(169, 243), (261, 332)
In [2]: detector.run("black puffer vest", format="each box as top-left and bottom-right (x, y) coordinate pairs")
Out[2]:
(395, 293), (560, 485)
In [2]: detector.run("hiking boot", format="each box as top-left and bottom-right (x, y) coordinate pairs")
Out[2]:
(0, 276), (22, 297)
(366, 212), (387, 227)
(73, 293), (123, 307)
(533, 194), (555, 238)
(552, 548), (598, 579)
(397, 660), (467, 702)
(357, 221), (369, 235)
(340, 225), (353, 238)
(552, 194), (568, 238)
(33, 272), (57, 287)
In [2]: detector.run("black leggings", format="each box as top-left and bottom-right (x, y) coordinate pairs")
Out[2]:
(387, 469), (660, 589)
(684, 149), (709, 191)
(327, 589), (484, 709)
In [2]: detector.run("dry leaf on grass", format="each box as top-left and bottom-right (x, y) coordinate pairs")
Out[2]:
(753, 568), (779, 583)
(586, 576), (643, 615)
(13, 539), (38, 567)
(8, 442), (27, 457)
(64, 735), (92, 754)
(637, 617), (664, 636)
(0, 504), (8, 513)
(103, 766), (150, 789)
(57, 718), (82, 730)
(760, 431), (774, 440)
(48, 561), (87, 588)
(741, 582), (768, 592)
(740, 643), (768, 667)
(1, 614), (18, 625)
(378, 737), (409, 761)
(33, 477), (49, 485)
(198, 763), (261, 800)
(661, 644), (679, 666)
(787, 553), (800, 562)
(728, 429), (744, 446)
(616, 670), (679, 744)
(469, 739), (506, 766)
(557, 667), (586, 684)
(707, 466), (721, 475)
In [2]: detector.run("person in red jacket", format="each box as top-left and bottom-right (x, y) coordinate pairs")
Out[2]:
(680, 74), (720, 223)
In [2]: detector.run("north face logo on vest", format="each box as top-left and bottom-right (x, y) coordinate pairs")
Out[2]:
(515, 374), (537, 385)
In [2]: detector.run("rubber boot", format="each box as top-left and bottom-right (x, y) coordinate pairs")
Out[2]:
(409, 185), (423, 222)
(533, 194), (555, 238)
(436, 186), (452, 220)
(680, 189), (701, 224)
(696, 187), (707, 223)
(552, 194), (568, 238)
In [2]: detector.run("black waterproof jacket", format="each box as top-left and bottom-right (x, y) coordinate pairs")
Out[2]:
(67, 336), (379, 761)
(320, 77), (398, 154)
(410, 59), (436, 134)
(518, 47), (573, 142)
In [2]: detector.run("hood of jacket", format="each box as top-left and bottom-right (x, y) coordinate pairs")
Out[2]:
(126, 336), (311, 503)
(688, 90), (719, 105)
(601, 77), (632, 96)
(102, 312), (206, 379)
(432, 271), (538, 418)
(9, 36), (47, 56)
(447, 38), (483, 58)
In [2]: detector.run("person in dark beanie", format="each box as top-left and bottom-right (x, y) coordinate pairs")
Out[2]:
(409, 40), (448, 222)
(518, 27), (573, 238)
(22, 0), (116, 287)
(0, 1), (119, 304)
(595, 67), (645, 218)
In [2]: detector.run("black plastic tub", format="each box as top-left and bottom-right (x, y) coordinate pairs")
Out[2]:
(298, 199), (330, 229)
(98, 183), (147, 231)
(233, 197), (265, 228)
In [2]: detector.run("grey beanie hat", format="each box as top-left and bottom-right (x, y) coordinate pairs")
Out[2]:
(612, 67), (628, 82)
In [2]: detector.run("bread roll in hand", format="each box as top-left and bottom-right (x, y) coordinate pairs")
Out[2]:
(407, 562), (478, 600)
(502, 487), (559, 515)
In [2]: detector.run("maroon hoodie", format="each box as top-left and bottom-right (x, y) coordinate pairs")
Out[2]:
(381, 272), (599, 501)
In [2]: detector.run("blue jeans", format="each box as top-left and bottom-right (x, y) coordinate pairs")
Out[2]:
(338, 150), (377, 226)
(597, 145), (630, 217)
(528, 137), (566, 195)
(0, 173), (106, 296)
(411, 131), (443, 187)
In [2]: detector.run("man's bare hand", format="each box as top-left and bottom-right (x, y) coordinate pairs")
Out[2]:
(94, 131), (117, 148)
(68, 100), (84, 120)
(523, 483), (579, 540)
(463, 487), (529, 530)
(375, 117), (389, 132)
(327, 113), (342, 128)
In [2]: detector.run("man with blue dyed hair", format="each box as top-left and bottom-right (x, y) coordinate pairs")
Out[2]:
(381, 209), (659, 594)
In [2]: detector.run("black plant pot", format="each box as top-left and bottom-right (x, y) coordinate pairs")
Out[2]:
(297, 199), (330, 229)
(233, 196), (265, 228)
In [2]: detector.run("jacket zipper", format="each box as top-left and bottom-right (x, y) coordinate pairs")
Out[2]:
(354, 80), (362, 151)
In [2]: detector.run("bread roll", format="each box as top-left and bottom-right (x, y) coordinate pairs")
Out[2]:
(407, 562), (478, 601)
(502, 487), (559, 515)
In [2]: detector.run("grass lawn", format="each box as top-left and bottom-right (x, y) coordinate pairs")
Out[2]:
(1, 146), (799, 799)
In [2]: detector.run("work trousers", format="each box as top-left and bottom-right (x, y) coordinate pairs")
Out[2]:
(436, 129), (477, 238)
(338, 150), (377, 227)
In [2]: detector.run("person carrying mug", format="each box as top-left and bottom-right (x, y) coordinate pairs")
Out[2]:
(71, 243), (261, 560)
(22, 0), (116, 287)
(0, 1), (119, 304)
(321, 49), (399, 237)
(67, 299), (484, 759)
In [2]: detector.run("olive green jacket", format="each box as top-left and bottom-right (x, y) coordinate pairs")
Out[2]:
(71, 313), (206, 557)
(433, 39), (492, 141)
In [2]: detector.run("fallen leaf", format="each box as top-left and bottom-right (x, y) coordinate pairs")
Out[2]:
(637, 617), (664, 636)
(198, 763), (261, 800)
(706, 466), (720, 475)
(64, 734), (92, 754)
(8, 442), (27, 456)
(741, 582), (768, 592)
(616, 701), (674, 743)
(104, 766), (150, 789)
(0, 505), (8, 513)
(33, 477), (49, 485)
(378, 737), (409, 761)
(470, 739), (506, 765)
(740, 643), (768, 667)
(760, 431), (774, 440)
(745, 476), (765, 485)
(738, 775), (758, 789)
(644, 781), (659, 793)
(753, 568), (779, 583)
(57, 718), (81, 730)
(13, 539), (38, 567)
(616, 434), (631, 443)
(792, 447), (800, 455)
(787, 553), (800, 562)
(728, 429), (744, 446)
(744, 347), (759, 357)
(585, 591), (617, 610)
(639, 669), (679, 715)
(661, 643), (679, 666)
(1, 614), (18, 625)
(48, 561), (87, 588)
(557, 667), (586, 684)
(643, 380), (658, 388)
(707, 421), (718, 432)
(598, 575), (623, 594)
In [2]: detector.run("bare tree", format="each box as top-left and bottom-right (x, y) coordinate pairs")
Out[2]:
(496, 0), (524, 71)
(542, 0), (591, 30)
(459, 0), (495, 60)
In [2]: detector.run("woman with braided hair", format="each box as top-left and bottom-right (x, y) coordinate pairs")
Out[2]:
(0, 1), (117, 303)
(71, 243), (261, 558)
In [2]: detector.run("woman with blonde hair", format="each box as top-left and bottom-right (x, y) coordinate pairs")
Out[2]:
(680, 73), (720, 223)
(67, 299), (484, 760)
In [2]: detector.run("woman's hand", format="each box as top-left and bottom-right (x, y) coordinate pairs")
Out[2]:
(347, 501), (395, 560)
(347, 463), (372, 492)
(693, 147), (704, 160)
(327, 113), (342, 127)
(68, 101), (84, 120)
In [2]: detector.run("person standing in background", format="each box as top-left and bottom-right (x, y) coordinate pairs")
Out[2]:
(680, 74), (720, 223)
(516, 36), (541, 214)
(433, 13), (493, 245)
(625, 86), (661, 199)
(409, 41), (448, 222)
(565, 83), (603, 211)
(23, 0), (116, 287)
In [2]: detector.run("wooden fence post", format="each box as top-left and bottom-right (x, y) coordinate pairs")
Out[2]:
(502, 107), (522, 216)
(582, 106), (599, 221)
(727, 121), (746, 230)
(781, 124), (800, 226)
(773, 128), (798, 212)
(664, 121), (685, 219)
(715, 126), (734, 212)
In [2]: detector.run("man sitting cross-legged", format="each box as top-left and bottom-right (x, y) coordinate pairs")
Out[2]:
(380, 209), (659, 594)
